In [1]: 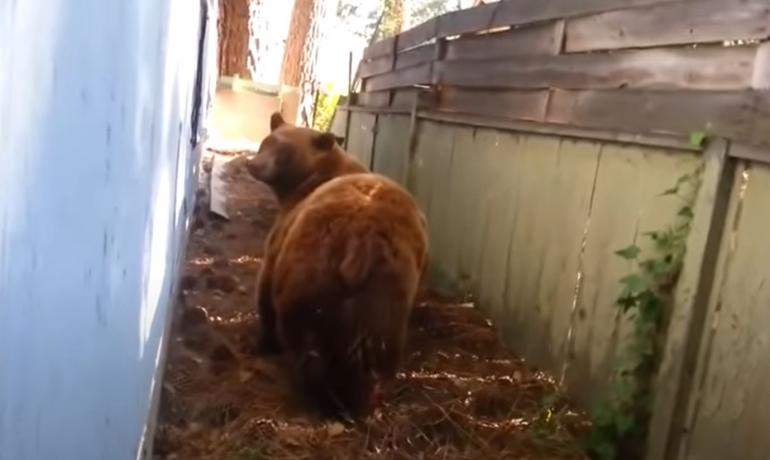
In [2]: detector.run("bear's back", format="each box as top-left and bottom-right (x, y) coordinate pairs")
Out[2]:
(270, 172), (428, 415)
(273, 173), (427, 294)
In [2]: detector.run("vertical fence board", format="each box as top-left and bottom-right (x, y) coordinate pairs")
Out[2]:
(682, 162), (770, 460)
(646, 140), (732, 460)
(500, 136), (563, 356)
(346, 112), (377, 168)
(423, 124), (458, 290)
(409, 120), (459, 284)
(371, 114), (411, 184)
(329, 108), (348, 139)
(446, 128), (489, 294)
(566, 145), (699, 404)
(530, 139), (603, 372)
(474, 131), (524, 323)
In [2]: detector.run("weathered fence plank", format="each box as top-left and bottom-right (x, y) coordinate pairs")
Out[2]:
(395, 44), (434, 70)
(436, 46), (758, 90)
(436, 2), (500, 37)
(751, 42), (770, 90)
(547, 90), (768, 144)
(501, 136), (602, 371)
(359, 55), (394, 78)
(678, 161), (770, 460)
(354, 91), (390, 108)
(451, 129), (500, 293)
(419, 111), (698, 151)
(645, 140), (733, 460)
(445, 22), (564, 61)
(529, 139), (603, 373)
(363, 36), (396, 60)
(492, 0), (684, 30)
(729, 141), (770, 164)
(439, 88), (549, 122)
(420, 124), (458, 292)
(391, 89), (425, 110)
(371, 114), (411, 185)
(566, 144), (699, 404)
(397, 17), (437, 51)
(566, 0), (770, 52)
(345, 111), (376, 167)
(475, 132), (524, 329)
(365, 62), (432, 91)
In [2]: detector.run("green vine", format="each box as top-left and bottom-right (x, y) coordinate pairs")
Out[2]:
(586, 163), (704, 460)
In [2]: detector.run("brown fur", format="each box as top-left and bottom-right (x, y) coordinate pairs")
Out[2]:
(246, 112), (366, 210)
(247, 113), (429, 417)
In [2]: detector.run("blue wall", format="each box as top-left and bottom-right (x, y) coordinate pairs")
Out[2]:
(0, 1), (217, 459)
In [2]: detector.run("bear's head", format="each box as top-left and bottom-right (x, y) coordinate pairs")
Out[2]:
(246, 112), (349, 203)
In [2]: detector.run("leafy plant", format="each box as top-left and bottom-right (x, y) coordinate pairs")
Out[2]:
(586, 164), (704, 460)
(313, 84), (341, 132)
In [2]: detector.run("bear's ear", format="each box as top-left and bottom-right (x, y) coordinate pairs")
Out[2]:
(270, 112), (285, 131)
(335, 136), (345, 146)
(312, 132), (338, 152)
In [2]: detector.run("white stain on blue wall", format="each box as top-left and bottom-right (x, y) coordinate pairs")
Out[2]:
(0, 0), (218, 459)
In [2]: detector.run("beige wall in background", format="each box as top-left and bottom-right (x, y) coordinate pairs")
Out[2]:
(208, 88), (280, 149)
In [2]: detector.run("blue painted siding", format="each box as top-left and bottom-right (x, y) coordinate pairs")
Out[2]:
(0, 1), (217, 459)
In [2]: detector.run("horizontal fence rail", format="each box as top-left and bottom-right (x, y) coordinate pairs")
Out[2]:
(352, 0), (770, 149)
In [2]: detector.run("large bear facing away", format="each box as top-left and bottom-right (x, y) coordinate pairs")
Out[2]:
(246, 112), (429, 418)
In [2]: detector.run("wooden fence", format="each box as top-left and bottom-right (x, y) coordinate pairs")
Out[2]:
(331, 1), (770, 460)
(351, 0), (770, 151)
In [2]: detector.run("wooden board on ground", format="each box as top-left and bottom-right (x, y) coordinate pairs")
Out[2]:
(210, 153), (231, 219)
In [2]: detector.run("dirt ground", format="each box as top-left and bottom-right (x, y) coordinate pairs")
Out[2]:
(153, 149), (589, 460)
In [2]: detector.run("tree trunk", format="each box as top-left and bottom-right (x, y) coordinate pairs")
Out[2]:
(218, 0), (252, 77)
(248, 0), (269, 82)
(280, 0), (327, 126)
(378, 0), (405, 41)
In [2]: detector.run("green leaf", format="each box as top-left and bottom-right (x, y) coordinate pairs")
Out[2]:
(620, 274), (647, 293)
(660, 186), (680, 196)
(642, 258), (674, 278)
(678, 206), (694, 218)
(689, 131), (706, 148)
(542, 393), (560, 409)
(615, 245), (641, 260)
(644, 230), (661, 241)
(615, 415), (635, 435)
(591, 403), (614, 427)
(617, 293), (638, 312)
(594, 441), (618, 460)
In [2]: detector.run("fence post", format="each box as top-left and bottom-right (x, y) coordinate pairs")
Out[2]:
(343, 51), (353, 151)
(646, 139), (734, 460)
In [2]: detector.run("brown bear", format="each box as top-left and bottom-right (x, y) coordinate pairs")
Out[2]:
(246, 112), (429, 418)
